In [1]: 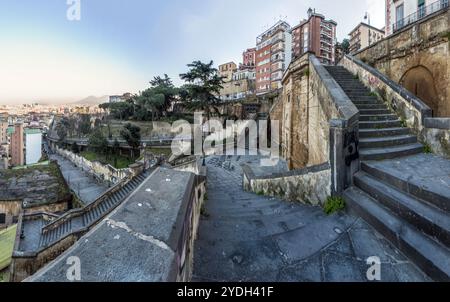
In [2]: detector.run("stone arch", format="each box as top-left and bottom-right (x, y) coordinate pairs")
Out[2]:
(400, 65), (439, 117)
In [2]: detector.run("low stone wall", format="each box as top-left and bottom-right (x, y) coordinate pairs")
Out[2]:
(243, 163), (331, 206)
(423, 118), (450, 158)
(55, 147), (132, 185)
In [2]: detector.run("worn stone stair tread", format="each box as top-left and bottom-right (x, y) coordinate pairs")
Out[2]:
(359, 120), (402, 129)
(361, 160), (450, 212)
(360, 143), (423, 160)
(359, 127), (409, 134)
(360, 134), (416, 143)
(355, 171), (450, 246)
(360, 143), (423, 154)
(344, 186), (450, 281)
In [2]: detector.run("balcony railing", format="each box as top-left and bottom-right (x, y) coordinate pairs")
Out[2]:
(393, 0), (449, 32)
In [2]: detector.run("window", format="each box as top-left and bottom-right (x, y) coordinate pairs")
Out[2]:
(418, 0), (425, 18)
(0, 213), (5, 224)
(396, 4), (404, 29)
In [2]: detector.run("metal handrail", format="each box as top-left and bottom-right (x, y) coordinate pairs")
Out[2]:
(393, 0), (449, 32)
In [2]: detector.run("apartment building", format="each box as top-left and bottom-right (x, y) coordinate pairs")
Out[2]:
(240, 48), (256, 70)
(24, 128), (42, 165)
(218, 62), (238, 82)
(386, 0), (449, 35)
(10, 123), (24, 166)
(255, 21), (292, 94)
(219, 69), (256, 102)
(349, 22), (385, 53)
(0, 121), (8, 144)
(291, 8), (337, 65)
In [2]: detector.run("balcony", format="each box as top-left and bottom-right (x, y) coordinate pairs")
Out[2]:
(393, 0), (449, 32)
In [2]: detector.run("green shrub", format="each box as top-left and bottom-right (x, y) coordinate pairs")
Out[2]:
(423, 144), (432, 154)
(324, 196), (346, 215)
(400, 119), (408, 128)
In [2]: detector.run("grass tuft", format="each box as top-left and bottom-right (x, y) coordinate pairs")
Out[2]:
(324, 196), (346, 215)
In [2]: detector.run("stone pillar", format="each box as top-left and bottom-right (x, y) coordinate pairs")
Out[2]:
(330, 118), (360, 196)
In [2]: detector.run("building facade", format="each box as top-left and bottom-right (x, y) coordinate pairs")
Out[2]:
(241, 48), (256, 70)
(219, 69), (256, 102)
(25, 129), (42, 165)
(10, 123), (24, 166)
(218, 62), (238, 82)
(0, 121), (8, 144)
(291, 9), (337, 65)
(386, 0), (449, 35)
(255, 21), (292, 95)
(349, 22), (385, 53)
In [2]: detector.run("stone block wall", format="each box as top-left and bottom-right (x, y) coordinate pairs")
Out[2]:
(243, 163), (331, 206)
(355, 8), (449, 117)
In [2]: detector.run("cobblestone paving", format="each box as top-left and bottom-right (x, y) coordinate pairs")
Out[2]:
(193, 155), (430, 282)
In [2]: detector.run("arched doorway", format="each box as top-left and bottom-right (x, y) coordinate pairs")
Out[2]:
(400, 65), (439, 117)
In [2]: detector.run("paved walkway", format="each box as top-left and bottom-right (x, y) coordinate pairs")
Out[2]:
(49, 153), (109, 205)
(193, 155), (429, 282)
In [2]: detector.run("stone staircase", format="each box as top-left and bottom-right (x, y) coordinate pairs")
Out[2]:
(37, 171), (150, 249)
(326, 66), (450, 281)
(326, 66), (423, 161)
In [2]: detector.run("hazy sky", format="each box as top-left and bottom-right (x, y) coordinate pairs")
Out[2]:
(0, 0), (385, 104)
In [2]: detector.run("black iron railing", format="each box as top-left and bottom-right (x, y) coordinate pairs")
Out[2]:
(393, 0), (449, 32)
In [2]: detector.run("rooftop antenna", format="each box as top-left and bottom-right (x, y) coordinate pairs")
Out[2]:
(364, 12), (371, 25)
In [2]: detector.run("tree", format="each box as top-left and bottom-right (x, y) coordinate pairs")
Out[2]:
(99, 102), (134, 120)
(341, 39), (350, 54)
(55, 117), (70, 146)
(89, 128), (108, 156)
(112, 139), (121, 167)
(94, 118), (102, 128)
(179, 60), (224, 121)
(79, 114), (92, 137)
(120, 123), (141, 159)
(71, 142), (80, 154)
(149, 74), (178, 114)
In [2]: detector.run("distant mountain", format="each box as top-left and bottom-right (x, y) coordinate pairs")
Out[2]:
(73, 95), (109, 105)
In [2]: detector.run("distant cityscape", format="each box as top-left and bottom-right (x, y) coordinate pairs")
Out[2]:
(0, 0), (449, 284)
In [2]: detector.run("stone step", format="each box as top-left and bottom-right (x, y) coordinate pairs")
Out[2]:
(344, 186), (450, 281)
(355, 104), (388, 110)
(359, 134), (417, 149)
(359, 120), (402, 129)
(348, 94), (378, 104)
(354, 172), (450, 247)
(346, 92), (376, 98)
(359, 127), (411, 138)
(361, 161), (450, 212)
(359, 114), (398, 122)
(359, 109), (392, 115)
(360, 143), (423, 161)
